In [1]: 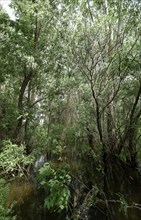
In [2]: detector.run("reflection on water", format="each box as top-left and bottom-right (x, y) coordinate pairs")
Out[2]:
(8, 154), (66, 220)
(8, 155), (141, 220)
(87, 156), (141, 220)
(10, 181), (65, 220)
(11, 176), (141, 220)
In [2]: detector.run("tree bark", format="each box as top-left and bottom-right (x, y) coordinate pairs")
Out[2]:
(13, 71), (32, 143)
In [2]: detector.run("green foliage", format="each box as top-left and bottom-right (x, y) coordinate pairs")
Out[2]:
(37, 162), (71, 213)
(30, 124), (64, 157)
(49, 124), (64, 143)
(1, 0), (141, 218)
(0, 141), (35, 177)
(66, 126), (78, 147)
(0, 178), (16, 220)
(0, 98), (18, 138)
(31, 125), (49, 151)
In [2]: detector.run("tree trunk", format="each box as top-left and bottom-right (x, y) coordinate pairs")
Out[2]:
(14, 0), (40, 145)
(61, 91), (72, 144)
(13, 72), (32, 144)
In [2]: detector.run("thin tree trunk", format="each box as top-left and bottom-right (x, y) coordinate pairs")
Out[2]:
(61, 91), (72, 144)
(117, 82), (141, 164)
(14, 0), (40, 144)
(14, 71), (32, 143)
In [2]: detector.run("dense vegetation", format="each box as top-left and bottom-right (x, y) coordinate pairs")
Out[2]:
(0, 0), (141, 219)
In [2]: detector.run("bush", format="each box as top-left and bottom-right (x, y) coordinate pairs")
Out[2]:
(0, 140), (35, 177)
(37, 162), (71, 213)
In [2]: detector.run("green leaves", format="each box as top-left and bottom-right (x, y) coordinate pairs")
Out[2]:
(0, 141), (35, 177)
(37, 162), (71, 212)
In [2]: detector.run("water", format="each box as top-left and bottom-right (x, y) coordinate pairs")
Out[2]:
(85, 155), (141, 220)
(9, 180), (65, 220)
(8, 155), (141, 220)
(29, 154), (47, 187)
(34, 154), (47, 173)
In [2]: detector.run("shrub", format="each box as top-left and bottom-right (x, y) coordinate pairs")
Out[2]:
(0, 140), (35, 177)
(37, 162), (71, 213)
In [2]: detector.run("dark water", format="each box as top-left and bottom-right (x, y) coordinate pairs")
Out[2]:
(10, 155), (141, 220)
(12, 184), (65, 220)
(7, 155), (61, 220)
(86, 156), (141, 220)
(14, 176), (141, 220)
(9, 155), (64, 220)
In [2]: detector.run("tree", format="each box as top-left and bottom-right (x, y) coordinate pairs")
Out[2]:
(69, 0), (141, 166)
(1, 0), (141, 217)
